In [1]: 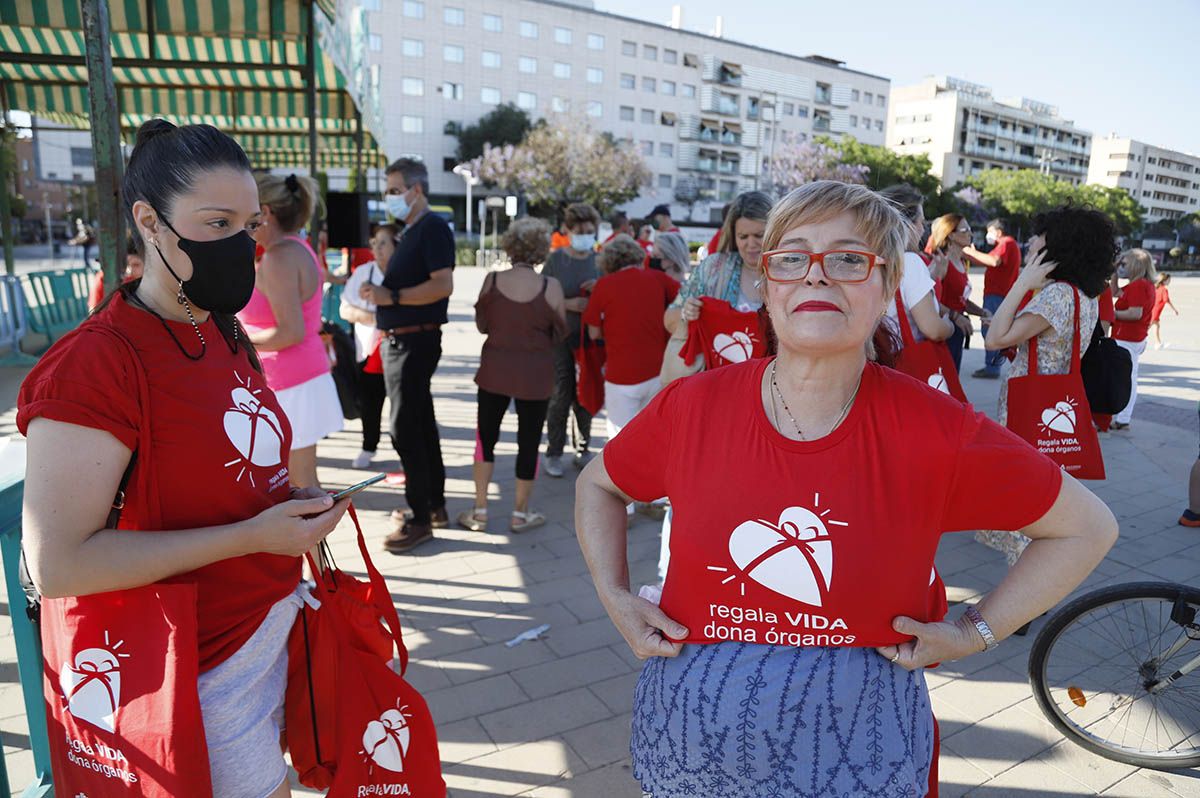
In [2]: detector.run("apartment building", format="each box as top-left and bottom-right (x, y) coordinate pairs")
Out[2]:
(362, 0), (890, 222)
(1087, 134), (1200, 223)
(887, 76), (1091, 189)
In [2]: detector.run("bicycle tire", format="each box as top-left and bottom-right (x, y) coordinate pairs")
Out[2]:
(1029, 581), (1200, 769)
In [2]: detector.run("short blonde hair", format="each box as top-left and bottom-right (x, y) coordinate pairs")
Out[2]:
(599, 234), (645, 274)
(763, 181), (907, 297)
(255, 172), (321, 233)
(1122, 248), (1157, 282)
(501, 217), (551, 266)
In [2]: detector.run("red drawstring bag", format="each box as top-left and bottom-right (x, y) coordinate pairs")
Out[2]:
(287, 505), (446, 796)
(363, 331), (384, 375)
(575, 334), (606, 416)
(41, 583), (214, 796)
(678, 298), (767, 370)
(1005, 286), (1105, 480)
(892, 293), (968, 402)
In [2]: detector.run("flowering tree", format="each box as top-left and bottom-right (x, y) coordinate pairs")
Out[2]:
(766, 133), (869, 197)
(471, 114), (651, 215)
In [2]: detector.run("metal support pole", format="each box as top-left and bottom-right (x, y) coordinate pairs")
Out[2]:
(0, 84), (14, 277)
(304, 0), (321, 248)
(81, 0), (125, 293)
(354, 107), (364, 191)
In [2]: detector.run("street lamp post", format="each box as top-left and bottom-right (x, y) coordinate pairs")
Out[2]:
(452, 163), (480, 241)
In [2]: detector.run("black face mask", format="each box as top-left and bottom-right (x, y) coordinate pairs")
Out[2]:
(647, 257), (664, 272)
(154, 212), (257, 314)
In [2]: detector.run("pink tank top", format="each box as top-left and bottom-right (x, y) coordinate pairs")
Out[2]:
(238, 234), (330, 391)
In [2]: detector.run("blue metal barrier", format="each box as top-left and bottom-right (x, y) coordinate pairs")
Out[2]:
(0, 441), (53, 796)
(0, 275), (37, 365)
(22, 268), (91, 349)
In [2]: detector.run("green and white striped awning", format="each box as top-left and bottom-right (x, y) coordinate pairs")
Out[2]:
(0, 0), (384, 169)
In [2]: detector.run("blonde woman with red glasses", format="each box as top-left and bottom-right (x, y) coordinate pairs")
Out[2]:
(575, 181), (1116, 797)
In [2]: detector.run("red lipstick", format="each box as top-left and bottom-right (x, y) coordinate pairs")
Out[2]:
(793, 300), (842, 313)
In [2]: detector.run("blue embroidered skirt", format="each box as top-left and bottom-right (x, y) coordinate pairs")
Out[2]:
(632, 643), (934, 798)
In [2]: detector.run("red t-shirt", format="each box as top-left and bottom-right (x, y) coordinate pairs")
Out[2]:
(1152, 285), (1170, 322)
(582, 267), (679, 385)
(983, 236), (1021, 297)
(17, 293), (301, 672)
(604, 358), (1062, 648)
(1112, 278), (1155, 342)
(1097, 286), (1115, 325)
(679, 298), (767, 369)
(940, 263), (968, 313)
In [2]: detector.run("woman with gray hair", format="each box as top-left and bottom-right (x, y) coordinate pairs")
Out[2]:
(575, 180), (1116, 797)
(651, 232), (690, 282)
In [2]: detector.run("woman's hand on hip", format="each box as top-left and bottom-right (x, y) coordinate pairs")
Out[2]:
(875, 615), (984, 671)
(246, 494), (351, 557)
(602, 588), (689, 659)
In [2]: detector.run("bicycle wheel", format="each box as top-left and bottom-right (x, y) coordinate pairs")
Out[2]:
(1029, 581), (1200, 769)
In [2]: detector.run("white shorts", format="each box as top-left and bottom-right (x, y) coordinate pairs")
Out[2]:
(605, 377), (661, 440)
(274, 371), (344, 449)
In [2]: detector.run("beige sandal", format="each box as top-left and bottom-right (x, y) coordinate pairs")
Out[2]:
(457, 508), (488, 531)
(510, 509), (545, 533)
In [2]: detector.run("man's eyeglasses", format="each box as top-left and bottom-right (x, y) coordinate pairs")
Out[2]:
(760, 249), (884, 284)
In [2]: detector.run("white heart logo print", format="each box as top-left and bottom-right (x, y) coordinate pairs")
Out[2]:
(727, 506), (835, 606)
(712, 331), (754, 364)
(927, 369), (949, 394)
(1040, 400), (1077, 435)
(223, 385), (284, 468)
(362, 706), (412, 773)
(60, 633), (129, 733)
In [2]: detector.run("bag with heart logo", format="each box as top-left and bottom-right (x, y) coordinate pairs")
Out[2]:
(41, 583), (214, 797)
(574, 334), (606, 415)
(287, 504), (446, 796)
(891, 293), (968, 402)
(1005, 286), (1105, 480)
(666, 298), (767, 387)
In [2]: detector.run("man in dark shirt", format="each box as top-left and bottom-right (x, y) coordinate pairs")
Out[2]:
(359, 158), (454, 552)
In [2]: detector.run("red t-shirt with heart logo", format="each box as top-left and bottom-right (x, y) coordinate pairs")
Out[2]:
(679, 298), (768, 370)
(17, 292), (301, 672)
(604, 357), (1062, 648)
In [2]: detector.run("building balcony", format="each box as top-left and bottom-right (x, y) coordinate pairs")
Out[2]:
(813, 117), (831, 132)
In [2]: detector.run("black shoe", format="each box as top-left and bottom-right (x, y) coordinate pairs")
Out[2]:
(972, 368), (1000, 379)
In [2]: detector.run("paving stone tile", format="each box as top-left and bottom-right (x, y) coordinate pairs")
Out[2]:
(478, 687), (612, 746)
(510, 647), (631, 700)
(443, 738), (584, 797)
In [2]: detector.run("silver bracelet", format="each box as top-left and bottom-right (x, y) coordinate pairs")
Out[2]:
(964, 606), (998, 651)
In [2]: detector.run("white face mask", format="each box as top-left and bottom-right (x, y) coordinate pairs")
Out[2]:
(985, 231), (998, 245)
(571, 234), (596, 251)
(1116, 266), (1128, 279)
(385, 190), (411, 221)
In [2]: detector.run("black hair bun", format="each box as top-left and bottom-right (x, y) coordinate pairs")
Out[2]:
(285, 174), (300, 193)
(134, 118), (177, 147)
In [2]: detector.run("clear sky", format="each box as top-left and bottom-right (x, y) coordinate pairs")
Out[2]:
(593, 0), (1199, 155)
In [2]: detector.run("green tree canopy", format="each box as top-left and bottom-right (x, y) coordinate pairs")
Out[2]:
(818, 135), (940, 196)
(454, 103), (533, 163)
(965, 169), (1145, 237)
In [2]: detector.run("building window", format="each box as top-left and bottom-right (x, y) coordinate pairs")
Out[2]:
(641, 141), (654, 156)
(482, 13), (501, 31)
(443, 120), (462, 135)
(876, 95), (885, 107)
(875, 119), (884, 131)
(443, 44), (464, 63)
(644, 44), (658, 60)
(587, 101), (603, 118)
(681, 83), (696, 98)
(519, 20), (538, 38)
(554, 26), (572, 44)
(815, 82), (831, 103)
(482, 50), (501, 68)
(863, 91), (873, 104)
(796, 105), (809, 118)
(851, 89), (860, 102)
(664, 49), (678, 64)
(620, 73), (635, 89)
(402, 77), (424, 96)
(361, 0), (380, 9)
(587, 67), (604, 84)
(518, 56), (537, 74)
(402, 0), (423, 18)
(517, 91), (537, 111)
(662, 80), (676, 96)
(587, 33), (604, 50)
(401, 116), (423, 134)
(622, 40), (637, 56)
(643, 77), (656, 92)
(368, 33), (382, 51)
(658, 174), (673, 188)
(620, 106), (635, 121)
(861, 117), (871, 129)
(443, 6), (464, 25)
(553, 61), (571, 79)
(551, 97), (569, 113)
(849, 115), (858, 127)
(402, 38), (423, 57)
(661, 142), (674, 158)
(442, 81), (463, 100)
(782, 102), (795, 115)
(481, 87), (501, 105)
(641, 108), (655, 124)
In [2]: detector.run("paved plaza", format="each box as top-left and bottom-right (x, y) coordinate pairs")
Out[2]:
(1, 268), (1198, 797)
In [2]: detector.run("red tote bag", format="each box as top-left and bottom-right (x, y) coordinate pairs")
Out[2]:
(288, 505), (446, 797)
(41, 583), (213, 797)
(892, 294), (968, 402)
(574, 335), (606, 416)
(1005, 287), (1105, 480)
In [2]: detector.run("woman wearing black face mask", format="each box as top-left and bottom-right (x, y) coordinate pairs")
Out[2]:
(16, 120), (350, 798)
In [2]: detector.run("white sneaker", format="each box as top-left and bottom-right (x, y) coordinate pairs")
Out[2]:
(352, 450), (375, 469)
(543, 455), (564, 478)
